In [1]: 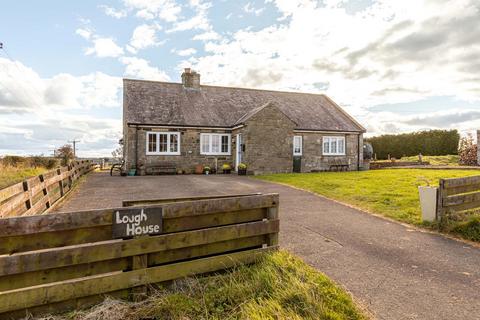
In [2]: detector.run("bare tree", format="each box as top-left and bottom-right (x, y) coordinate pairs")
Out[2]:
(57, 144), (74, 166)
(111, 144), (123, 161)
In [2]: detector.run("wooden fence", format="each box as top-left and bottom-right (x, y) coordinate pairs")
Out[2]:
(0, 193), (279, 318)
(437, 175), (480, 219)
(0, 160), (96, 218)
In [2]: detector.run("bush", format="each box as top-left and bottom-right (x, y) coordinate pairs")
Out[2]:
(1, 155), (26, 167)
(366, 130), (460, 160)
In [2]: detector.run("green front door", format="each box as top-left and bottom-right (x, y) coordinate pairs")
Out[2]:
(293, 156), (301, 173)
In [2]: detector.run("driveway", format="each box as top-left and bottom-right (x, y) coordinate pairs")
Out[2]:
(55, 172), (480, 320)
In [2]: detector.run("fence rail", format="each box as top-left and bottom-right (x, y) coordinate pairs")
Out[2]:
(0, 160), (96, 218)
(0, 193), (280, 318)
(437, 175), (480, 219)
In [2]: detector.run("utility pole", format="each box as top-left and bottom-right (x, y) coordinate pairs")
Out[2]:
(48, 148), (57, 157)
(68, 139), (80, 159)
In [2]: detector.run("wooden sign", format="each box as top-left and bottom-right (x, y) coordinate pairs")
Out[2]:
(112, 207), (163, 238)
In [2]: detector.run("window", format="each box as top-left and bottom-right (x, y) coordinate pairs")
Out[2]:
(200, 133), (231, 155)
(146, 132), (180, 155)
(323, 136), (345, 155)
(293, 136), (302, 155)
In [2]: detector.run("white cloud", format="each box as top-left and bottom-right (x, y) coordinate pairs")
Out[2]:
(120, 57), (171, 81)
(123, 0), (182, 22)
(99, 5), (128, 18)
(75, 27), (92, 40)
(192, 31), (220, 41)
(126, 24), (164, 54)
(186, 0), (480, 136)
(243, 2), (265, 16)
(0, 58), (122, 156)
(85, 37), (124, 58)
(173, 48), (197, 56)
(167, 0), (212, 33)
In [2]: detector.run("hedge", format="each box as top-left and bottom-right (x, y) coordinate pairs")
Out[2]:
(365, 130), (460, 160)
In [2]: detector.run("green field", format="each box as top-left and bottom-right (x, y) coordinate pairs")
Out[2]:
(374, 155), (460, 166)
(56, 250), (367, 320)
(400, 155), (460, 166)
(257, 169), (480, 226)
(0, 165), (47, 190)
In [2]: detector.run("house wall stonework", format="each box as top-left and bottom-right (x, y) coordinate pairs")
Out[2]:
(241, 104), (297, 175)
(124, 123), (364, 175)
(125, 126), (234, 174)
(299, 132), (362, 172)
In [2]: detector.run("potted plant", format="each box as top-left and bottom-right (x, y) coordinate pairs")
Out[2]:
(204, 166), (211, 175)
(222, 163), (232, 174)
(238, 163), (247, 175)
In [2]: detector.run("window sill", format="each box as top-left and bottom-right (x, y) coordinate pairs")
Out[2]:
(323, 154), (346, 156)
(200, 153), (231, 156)
(146, 152), (181, 156)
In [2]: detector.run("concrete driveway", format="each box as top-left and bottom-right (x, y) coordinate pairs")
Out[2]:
(55, 172), (480, 320)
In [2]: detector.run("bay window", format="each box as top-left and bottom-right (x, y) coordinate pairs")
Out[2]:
(146, 132), (180, 155)
(200, 133), (231, 155)
(323, 136), (345, 155)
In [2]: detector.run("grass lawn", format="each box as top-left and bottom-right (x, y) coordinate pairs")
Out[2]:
(51, 250), (367, 320)
(256, 169), (480, 226)
(0, 165), (47, 190)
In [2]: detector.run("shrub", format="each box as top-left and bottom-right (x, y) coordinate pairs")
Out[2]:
(1, 155), (26, 167)
(366, 129), (460, 160)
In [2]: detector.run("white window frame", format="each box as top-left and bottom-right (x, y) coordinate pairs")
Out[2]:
(293, 136), (302, 156)
(323, 136), (345, 156)
(200, 133), (231, 155)
(146, 132), (181, 155)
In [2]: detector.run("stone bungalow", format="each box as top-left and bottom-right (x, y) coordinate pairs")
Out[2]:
(123, 69), (366, 175)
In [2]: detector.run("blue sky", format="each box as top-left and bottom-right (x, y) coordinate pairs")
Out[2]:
(1, 0), (479, 156)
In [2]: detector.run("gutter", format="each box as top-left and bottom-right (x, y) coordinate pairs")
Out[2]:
(357, 134), (361, 171)
(127, 123), (363, 134)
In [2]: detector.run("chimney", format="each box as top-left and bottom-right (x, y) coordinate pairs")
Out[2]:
(181, 68), (200, 89)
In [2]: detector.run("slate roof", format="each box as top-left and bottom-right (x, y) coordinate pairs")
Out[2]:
(123, 79), (366, 132)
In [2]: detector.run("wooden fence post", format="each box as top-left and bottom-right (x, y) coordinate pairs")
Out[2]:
(267, 205), (279, 247)
(57, 168), (64, 197)
(436, 179), (445, 221)
(39, 174), (50, 210)
(22, 180), (32, 214)
(130, 237), (148, 301)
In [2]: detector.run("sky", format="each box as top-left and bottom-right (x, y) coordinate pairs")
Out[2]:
(0, 0), (479, 157)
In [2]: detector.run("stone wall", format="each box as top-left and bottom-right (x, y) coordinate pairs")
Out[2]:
(299, 132), (363, 172)
(124, 126), (234, 174)
(241, 104), (297, 175)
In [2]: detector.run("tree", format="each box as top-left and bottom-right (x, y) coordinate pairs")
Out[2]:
(458, 134), (478, 166)
(111, 143), (123, 162)
(57, 144), (74, 166)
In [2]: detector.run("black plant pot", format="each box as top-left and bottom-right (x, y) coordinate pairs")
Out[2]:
(223, 169), (231, 174)
(238, 168), (247, 175)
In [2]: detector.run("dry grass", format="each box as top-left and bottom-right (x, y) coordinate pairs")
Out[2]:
(0, 163), (47, 190)
(33, 250), (367, 320)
